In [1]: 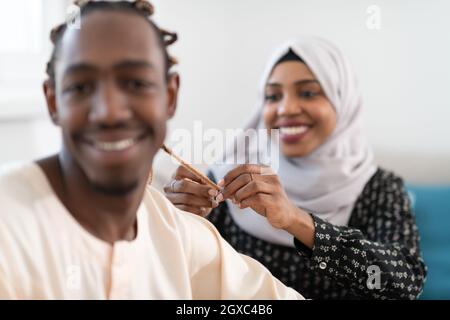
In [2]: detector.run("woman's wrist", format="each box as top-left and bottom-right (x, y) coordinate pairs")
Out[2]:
(284, 206), (316, 249)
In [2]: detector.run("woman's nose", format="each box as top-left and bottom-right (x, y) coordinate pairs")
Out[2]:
(277, 96), (303, 116)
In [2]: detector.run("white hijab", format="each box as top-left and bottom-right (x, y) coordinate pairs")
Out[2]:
(210, 37), (377, 248)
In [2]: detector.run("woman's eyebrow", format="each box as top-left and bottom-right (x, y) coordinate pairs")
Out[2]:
(293, 79), (319, 85)
(266, 79), (319, 87)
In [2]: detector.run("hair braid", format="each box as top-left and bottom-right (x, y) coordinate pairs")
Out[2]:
(46, 0), (178, 82)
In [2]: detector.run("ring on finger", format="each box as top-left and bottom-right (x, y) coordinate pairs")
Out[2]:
(170, 180), (177, 192)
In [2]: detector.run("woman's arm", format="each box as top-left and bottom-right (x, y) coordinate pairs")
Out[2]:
(293, 174), (427, 299)
(219, 165), (426, 299)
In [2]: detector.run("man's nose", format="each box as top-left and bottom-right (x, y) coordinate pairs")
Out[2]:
(89, 81), (131, 124)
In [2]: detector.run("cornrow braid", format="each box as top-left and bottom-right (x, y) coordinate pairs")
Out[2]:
(46, 0), (178, 82)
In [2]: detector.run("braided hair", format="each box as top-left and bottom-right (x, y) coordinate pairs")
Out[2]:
(46, 0), (178, 83)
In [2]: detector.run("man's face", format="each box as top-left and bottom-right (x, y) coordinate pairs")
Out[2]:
(44, 11), (178, 193)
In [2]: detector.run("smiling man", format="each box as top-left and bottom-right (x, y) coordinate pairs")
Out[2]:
(0, 1), (303, 300)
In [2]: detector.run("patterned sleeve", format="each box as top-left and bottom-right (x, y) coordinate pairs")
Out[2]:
(293, 172), (427, 299)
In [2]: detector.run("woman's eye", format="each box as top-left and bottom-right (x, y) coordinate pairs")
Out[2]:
(265, 94), (281, 102)
(300, 91), (318, 98)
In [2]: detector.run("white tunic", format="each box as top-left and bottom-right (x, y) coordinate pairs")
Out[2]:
(0, 163), (304, 300)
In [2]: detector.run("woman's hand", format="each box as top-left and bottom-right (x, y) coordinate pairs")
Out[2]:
(220, 164), (315, 248)
(164, 166), (221, 217)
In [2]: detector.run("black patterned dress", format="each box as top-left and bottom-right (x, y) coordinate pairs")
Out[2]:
(207, 168), (427, 299)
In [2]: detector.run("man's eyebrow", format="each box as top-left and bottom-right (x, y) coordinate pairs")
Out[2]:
(62, 60), (155, 77)
(63, 63), (99, 77)
(112, 60), (155, 70)
(266, 79), (319, 87)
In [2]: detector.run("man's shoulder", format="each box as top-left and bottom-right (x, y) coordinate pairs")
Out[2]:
(143, 185), (223, 270)
(142, 185), (219, 236)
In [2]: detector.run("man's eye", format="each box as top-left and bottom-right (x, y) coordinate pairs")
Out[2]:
(265, 94), (281, 102)
(64, 83), (94, 95)
(124, 79), (153, 91)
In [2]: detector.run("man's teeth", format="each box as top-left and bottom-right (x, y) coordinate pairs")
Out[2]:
(280, 126), (309, 136)
(94, 139), (136, 151)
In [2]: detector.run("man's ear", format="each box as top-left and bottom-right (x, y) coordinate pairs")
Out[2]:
(43, 80), (59, 125)
(166, 72), (180, 119)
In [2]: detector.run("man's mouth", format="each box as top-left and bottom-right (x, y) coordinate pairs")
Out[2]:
(81, 130), (149, 152)
(78, 130), (150, 166)
(93, 138), (138, 152)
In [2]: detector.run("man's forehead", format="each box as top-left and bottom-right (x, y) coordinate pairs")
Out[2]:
(57, 10), (163, 73)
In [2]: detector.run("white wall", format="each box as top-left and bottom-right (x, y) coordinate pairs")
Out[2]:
(1, 0), (449, 185)
(152, 0), (450, 185)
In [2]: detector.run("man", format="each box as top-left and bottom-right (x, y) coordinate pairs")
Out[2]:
(0, 0), (303, 299)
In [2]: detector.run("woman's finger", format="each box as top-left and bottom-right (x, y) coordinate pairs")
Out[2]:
(220, 164), (262, 187)
(164, 178), (218, 199)
(173, 165), (203, 183)
(166, 191), (219, 209)
(221, 173), (253, 199)
(233, 180), (273, 204)
(239, 193), (271, 216)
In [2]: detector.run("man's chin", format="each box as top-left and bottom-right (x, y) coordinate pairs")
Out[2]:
(89, 180), (139, 197)
(83, 161), (150, 195)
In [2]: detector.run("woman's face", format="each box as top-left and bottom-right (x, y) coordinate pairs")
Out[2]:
(263, 61), (337, 157)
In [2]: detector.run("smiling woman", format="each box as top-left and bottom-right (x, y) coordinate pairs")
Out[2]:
(165, 37), (427, 300)
(263, 49), (337, 158)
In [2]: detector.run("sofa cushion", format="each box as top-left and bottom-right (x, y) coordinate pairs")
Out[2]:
(407, 185), (450, 300)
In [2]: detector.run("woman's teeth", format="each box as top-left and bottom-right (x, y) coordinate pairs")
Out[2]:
(94, 139), (136, 151)
(280, 126), (309, 136)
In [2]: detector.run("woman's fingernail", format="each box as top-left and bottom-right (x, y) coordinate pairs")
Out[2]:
(208, 189), (218, 197)
(232, 198), (237, 204)
(218, 179), (225, 187)
(212, 200), (219, 208)
(216, 193), (224, 202)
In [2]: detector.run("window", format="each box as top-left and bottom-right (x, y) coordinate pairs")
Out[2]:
(0, 0), (68, 119)
(0, 0), (43, 54)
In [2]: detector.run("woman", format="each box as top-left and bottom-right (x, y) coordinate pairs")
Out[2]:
(164, 37), (426, 299)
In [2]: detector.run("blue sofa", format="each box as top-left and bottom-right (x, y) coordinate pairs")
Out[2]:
(407, 185), (450, 300)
